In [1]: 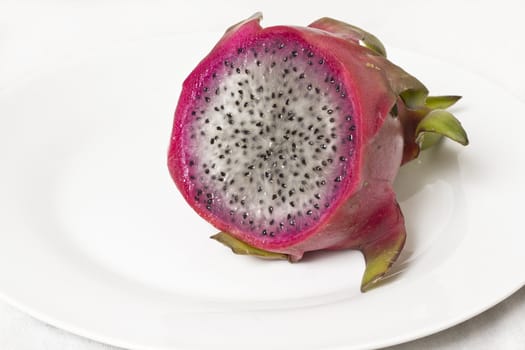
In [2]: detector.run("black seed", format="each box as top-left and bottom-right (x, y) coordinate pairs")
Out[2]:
(262, 229), (267, 235)
(335, 176), (343, 182)
(268, 206), (273, 214)
(306, 210), (313, 216)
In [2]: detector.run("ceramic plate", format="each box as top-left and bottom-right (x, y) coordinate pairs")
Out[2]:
(0, 32), (524, 350)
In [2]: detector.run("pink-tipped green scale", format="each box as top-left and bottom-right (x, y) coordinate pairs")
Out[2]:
(168, 13), (468, 292)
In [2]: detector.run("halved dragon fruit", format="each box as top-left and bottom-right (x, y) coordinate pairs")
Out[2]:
(168, 13), (468, 291)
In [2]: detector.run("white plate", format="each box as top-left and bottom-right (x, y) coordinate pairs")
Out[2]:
(0, 32), (524, 350)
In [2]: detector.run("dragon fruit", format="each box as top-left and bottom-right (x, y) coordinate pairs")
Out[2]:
(168, 13), (468, 291)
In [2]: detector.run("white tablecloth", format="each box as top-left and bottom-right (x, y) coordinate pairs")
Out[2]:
(1, 1), (524, 349)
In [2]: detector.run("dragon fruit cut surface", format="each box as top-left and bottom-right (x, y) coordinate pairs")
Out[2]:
(168, 13), (468, 291)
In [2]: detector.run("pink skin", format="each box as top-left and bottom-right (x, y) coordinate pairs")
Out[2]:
(169, 14), (417, 263)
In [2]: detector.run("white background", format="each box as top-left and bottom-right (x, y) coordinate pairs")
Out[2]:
(1, 0), (524, 349)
